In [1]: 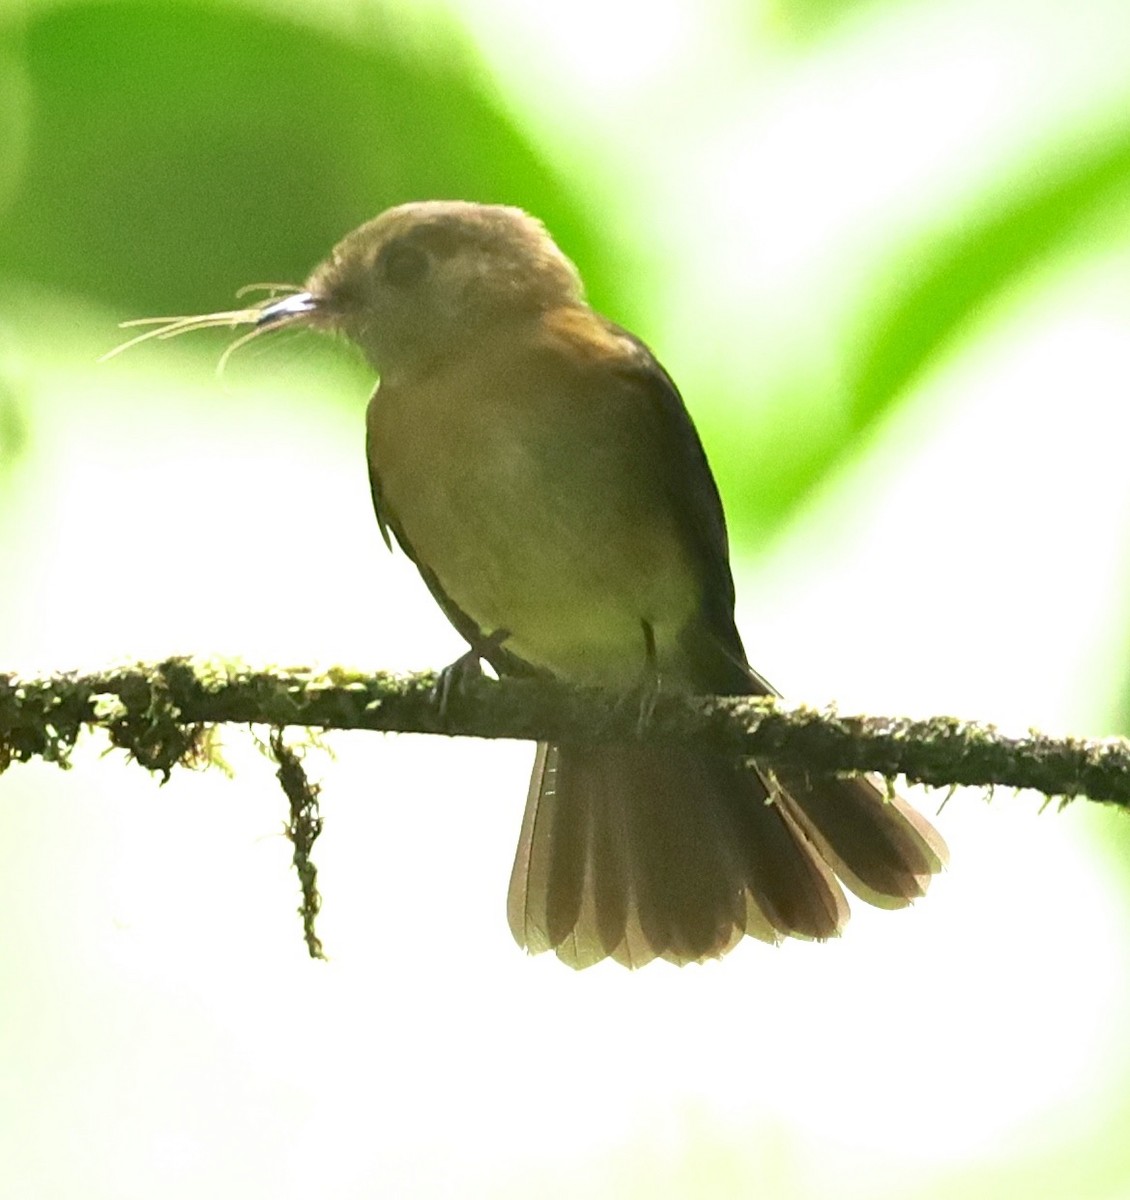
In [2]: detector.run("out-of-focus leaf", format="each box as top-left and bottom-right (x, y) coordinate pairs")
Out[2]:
(0, 322), (29, 475)
(848, 127), (1130, 434)
(0, 1), (617, 323)
(0, 40), (30, 223)
(764, 0), (884, 40)
(718, 122), (1130, 542)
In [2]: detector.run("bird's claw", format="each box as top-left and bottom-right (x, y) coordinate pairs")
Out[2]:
(431, 629), (511, 720)
(432, 649), (487, 720)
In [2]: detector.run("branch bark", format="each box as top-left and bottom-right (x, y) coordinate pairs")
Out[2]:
(5, 655), (1126, 960)
(1, 655), (1128, 808)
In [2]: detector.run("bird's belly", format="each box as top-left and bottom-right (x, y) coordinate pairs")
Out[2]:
(426, 516), (689, 686)
(372, 401), (701, 687)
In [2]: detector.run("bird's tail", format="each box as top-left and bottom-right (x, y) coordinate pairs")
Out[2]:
(507, 741), (947, 969)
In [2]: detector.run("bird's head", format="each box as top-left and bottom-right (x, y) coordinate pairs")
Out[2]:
(103, 202), (585, 383)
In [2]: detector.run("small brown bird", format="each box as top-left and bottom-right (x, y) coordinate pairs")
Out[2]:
(113, 201), (947, 968)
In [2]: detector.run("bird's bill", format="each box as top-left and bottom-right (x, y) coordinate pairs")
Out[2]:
(254, 291), (318, 328)
(100, 286), (317, 364)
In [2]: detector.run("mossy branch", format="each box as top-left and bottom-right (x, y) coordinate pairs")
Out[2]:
(1, 655), (1127, 806)
(3, 656), (1127, 959)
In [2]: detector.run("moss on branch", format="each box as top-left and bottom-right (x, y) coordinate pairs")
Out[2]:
(1, 655), (1127, 807)
(4, 655), (1127, 959)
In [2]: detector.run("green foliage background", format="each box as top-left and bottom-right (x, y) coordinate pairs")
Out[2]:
(4, 1), (1130, 1197)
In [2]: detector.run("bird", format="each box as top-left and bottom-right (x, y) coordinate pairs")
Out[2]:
(111, 200), (947, 968)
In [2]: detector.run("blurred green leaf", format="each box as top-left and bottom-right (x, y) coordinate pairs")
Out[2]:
(765, 0), (887, 40)
(0, 38), (30, 223)
(716, 121), (1130, 542)
(849, 126), (1130, 435)
(0, 341), (29, 473)
(0, 1), (618, 321)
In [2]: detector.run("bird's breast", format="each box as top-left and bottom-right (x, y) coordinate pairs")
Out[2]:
(367, 356), (702, 687)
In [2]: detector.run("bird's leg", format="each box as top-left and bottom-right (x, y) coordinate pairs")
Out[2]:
(614, 619), (662, 737)
(637, 619), (662, 734)
(433, 628), (511, 718)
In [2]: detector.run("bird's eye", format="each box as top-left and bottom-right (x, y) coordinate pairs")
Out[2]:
(379, 240), (429, 288)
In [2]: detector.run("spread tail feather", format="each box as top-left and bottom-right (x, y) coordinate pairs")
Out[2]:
(774, 766), (948, 910)
(507, 741), (946, 969)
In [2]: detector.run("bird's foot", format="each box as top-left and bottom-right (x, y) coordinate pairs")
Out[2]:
(607, 642), (662, 739)
(632, 673), (660, 737)
(432, 649), (485, 720)
(606, 677), (661, 739)
(432, 629), (510, 719)
(633, 619), (661, 736)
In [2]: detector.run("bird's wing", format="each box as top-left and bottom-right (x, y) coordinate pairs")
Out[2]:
(365, 417), (395, 554)
(602, 323), (775, 698)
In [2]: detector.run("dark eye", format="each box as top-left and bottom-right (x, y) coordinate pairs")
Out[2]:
(379, 240), (429, 288)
